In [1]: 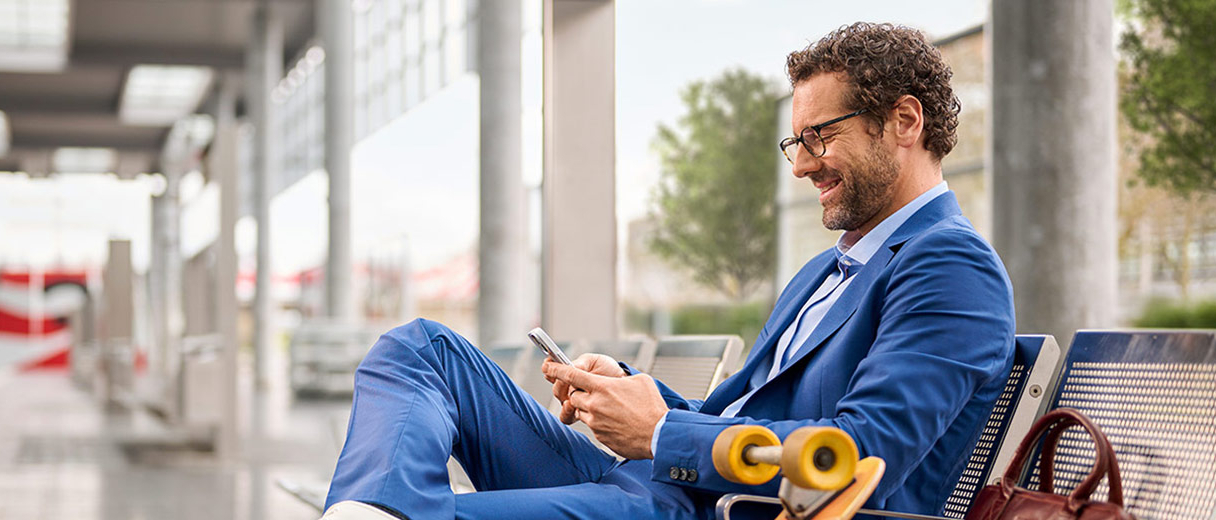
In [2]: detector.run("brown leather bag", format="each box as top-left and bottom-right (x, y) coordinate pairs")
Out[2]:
(964, 408), (1135, 520)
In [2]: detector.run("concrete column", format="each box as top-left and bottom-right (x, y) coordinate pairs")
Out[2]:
(148, 164), (183, 411)
(478, 0), (527, 345)
(163, 165), (185, 412)
(248, 5), (283, 385)
(209, 76), (241, 460)
(319, 0), (356, 322)
(100, 240), (134, 406)
(991, 0), (1117, 347)
(541, 0), (616, 341)
(148, 189), (167, 392)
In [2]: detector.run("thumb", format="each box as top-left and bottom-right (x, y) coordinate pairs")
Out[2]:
(543, 363), (605, 391)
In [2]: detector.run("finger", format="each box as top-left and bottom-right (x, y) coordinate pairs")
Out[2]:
(560, 400), (578, 425)
(552, 379), (570, 401)
(567, 388), (592, 410)
(541, 358), (559, 383)
(572, 353), (598, 371)
(589, 354), (617, 372)
(542, 363), (606, 391)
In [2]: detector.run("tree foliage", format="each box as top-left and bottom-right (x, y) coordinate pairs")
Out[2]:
(1119, 0), (1216, 193)
(648, 69), (783, 301)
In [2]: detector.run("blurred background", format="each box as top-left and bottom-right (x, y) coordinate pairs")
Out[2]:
(0, 0), (1210, 518)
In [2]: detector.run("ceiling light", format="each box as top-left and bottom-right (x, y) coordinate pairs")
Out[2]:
(119, 65), (214, 126)
(0, 0), (71, 72)
(53, 147), (116, 174)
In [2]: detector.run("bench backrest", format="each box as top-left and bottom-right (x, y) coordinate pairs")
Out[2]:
(648, 335), (743, 400)
(1020, 330), (1216, 520)
(941, 334), (1062, 519)
(587, 338), (656, 372)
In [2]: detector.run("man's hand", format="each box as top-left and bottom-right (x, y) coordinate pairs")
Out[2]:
(543, 353), (624, 423)
(541, 362), (668, 460)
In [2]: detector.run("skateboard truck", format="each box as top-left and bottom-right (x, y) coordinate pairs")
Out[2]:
(711, 425), (886, 520)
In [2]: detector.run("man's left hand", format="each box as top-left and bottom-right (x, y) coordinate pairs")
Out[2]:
(541, 363), (668, 460)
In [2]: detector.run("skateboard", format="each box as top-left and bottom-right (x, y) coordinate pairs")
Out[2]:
(712, 425), (885, 520)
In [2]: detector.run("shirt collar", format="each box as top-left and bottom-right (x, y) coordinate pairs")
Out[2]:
(834, 181), (949, 267)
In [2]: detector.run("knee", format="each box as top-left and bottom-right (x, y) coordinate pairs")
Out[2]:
(362, 318), (459, 364)
(355, 318), (473, 383)
(395, 317), (457, 348)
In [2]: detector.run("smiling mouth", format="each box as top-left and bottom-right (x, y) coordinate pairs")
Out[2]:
(817, 179), (841, 202)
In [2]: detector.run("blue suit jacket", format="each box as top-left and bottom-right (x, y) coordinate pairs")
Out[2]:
(645, 191), (1015, 515)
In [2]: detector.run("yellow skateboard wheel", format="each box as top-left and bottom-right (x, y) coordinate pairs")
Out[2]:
(780, 427), (858, 490)
(712, 424), (781, 485)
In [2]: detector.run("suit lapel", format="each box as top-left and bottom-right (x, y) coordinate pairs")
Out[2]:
(770, 246), (894, 377)
(764, 192), (964, 384)
(699, 254), (838, 415)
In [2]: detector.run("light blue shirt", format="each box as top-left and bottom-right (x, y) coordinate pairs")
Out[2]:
(649, 181), (950, 456)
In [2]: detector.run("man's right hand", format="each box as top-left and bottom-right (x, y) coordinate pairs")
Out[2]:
(542, 353), (624, 425)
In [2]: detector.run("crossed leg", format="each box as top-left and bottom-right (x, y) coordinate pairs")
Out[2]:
(324, 319), (679, 520)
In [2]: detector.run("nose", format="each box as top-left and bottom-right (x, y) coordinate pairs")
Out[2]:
(792, 152), (823, 179)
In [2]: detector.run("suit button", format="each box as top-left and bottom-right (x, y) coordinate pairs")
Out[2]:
(669, 467), (680, 480)
(688, 469), (698, 482)
(679, 468), (689, 481)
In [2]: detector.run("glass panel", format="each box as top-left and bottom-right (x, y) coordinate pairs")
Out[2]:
(387, 18), (403, 68)
(404, 5), (421, 59)
(423, 0), (440, 44)
(445, 0), (465, 27)
(424, 47), (440, 96)
(404, 59), (420, 108)
(444, 25), (465, 80)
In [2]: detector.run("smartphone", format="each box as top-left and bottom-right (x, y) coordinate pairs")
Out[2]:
(528, 327), (573, 365)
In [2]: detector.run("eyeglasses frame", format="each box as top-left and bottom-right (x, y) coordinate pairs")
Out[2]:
(779, 108), (869, 164)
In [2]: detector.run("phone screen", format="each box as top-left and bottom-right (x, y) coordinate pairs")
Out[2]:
(528, 327), (573, 365)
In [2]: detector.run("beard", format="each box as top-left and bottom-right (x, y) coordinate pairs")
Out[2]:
(819, 138), (900, 231)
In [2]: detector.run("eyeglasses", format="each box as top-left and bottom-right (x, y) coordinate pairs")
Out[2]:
(779, 108), (869, 164)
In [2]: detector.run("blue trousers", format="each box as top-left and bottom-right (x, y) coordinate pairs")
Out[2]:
(325, 319), (703, 520)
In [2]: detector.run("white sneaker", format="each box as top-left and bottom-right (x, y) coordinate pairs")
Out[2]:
(319, 500), (399, 519)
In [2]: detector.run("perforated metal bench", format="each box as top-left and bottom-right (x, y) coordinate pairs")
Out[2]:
(1017, 330), (1216, 520)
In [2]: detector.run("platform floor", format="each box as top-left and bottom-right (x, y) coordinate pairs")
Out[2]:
(0, 364), (352, 520)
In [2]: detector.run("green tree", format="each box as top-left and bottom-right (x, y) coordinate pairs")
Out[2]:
(648, 69), (783, 301)
(1119, 0), (1216, 192)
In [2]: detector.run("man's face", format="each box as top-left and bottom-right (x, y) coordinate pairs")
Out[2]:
(790, 73), (899, 232)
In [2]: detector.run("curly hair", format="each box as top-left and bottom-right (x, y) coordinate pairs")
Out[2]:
(786, 22), (960, 160)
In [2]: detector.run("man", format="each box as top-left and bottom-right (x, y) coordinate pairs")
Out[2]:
(323, 22), (1014, 520)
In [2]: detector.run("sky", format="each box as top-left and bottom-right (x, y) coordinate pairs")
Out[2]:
(614, 0), (988, 223)
(347, 0), (989, 272)
(0, 0), (989, 277)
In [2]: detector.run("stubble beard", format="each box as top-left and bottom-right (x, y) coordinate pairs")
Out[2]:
(821, 138), (901, 232)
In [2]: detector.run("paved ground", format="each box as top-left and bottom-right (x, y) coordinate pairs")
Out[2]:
(0, 362), (353, 520)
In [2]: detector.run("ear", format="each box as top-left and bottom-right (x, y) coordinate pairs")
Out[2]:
(888, 94), (924, 150)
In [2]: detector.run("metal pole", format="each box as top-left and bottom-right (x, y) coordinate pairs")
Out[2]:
(319, 0), (356, 322)
(210, 75), (241, 460)
(478, 0), (527, 345)
(991, 0), (1117, 347)
(148, 160), (183, 415)
(162, 163), (184, 416)
(249, 3), (283, 386)
(148, 185), (167, 395)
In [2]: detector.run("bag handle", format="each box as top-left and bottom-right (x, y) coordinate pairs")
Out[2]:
(999, 408), (1124, 512)
(1039, 414), (1124, 506)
